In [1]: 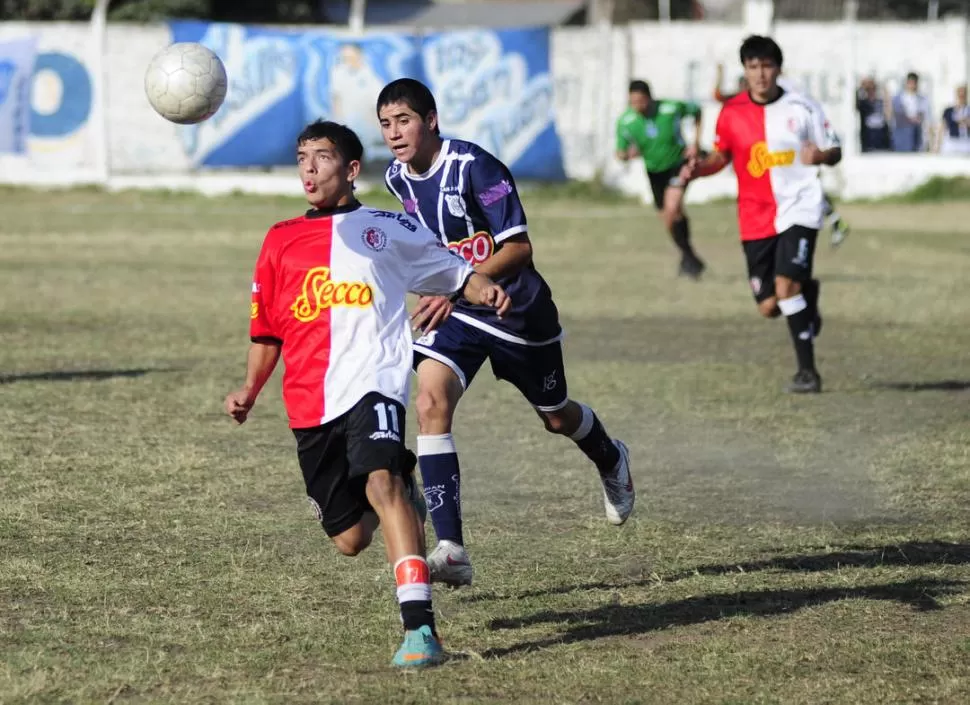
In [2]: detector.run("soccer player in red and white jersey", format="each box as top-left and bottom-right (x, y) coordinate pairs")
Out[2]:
(223, 120), (509, 667)
(683, 36), (841, 393)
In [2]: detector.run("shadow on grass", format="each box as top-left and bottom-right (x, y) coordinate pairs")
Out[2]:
(871, 380), (970, 392)
(462, 541), (970, 603)
(483, 578), (964, 658)
(0, 367), (182, 385)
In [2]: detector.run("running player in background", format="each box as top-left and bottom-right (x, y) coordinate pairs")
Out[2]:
(224, 120), (509, 667)
(377, 78), (634, 587)
(713, 63), (850, 248)
(616, 80), (707, 279)
(685, 36), (841, 393)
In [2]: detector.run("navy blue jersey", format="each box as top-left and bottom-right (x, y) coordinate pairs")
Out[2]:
(384, 139), (561, 344)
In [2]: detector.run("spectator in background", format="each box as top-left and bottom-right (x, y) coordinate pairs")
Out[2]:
(856, 77), (890, 152)
(891, 72), (930, 152)
(936, 84), (970, 156)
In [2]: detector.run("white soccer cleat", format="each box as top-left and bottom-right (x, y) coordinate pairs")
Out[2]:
(427, 540), (474, 587)
(601, 440), (635, 525)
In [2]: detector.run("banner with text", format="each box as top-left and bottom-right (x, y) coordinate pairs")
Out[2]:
(0, 37), (38, 154)
(168, 21), (565, 179)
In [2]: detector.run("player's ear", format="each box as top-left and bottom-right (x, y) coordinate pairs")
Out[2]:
(426, 110), (439, 135)
(346, 159), (362, 183)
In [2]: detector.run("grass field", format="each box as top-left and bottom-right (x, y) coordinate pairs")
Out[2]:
(2, 186), (969, 704)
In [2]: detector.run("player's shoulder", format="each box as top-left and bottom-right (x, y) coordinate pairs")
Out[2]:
(618, 107), (639, 124)
(781, 89), (821, 113)
(352, 204), (422, 236)
(722, 91), (752, 109)
(445, 138), (492, 162)
(718, 92), (753, 122)
(450, 140), (512, 182)
(257, 214), (307, 254)
(264, 214), (307, 240)
(657, 99), (683, 114)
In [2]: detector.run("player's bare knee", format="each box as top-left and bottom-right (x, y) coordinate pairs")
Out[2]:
(332, 533), (368, 557)
(538, 402), (580, 435)
(757, 298), (781, 318)
(539, 411), (568, 434)
(775, 277), (801, 300)
(331, 523), (373, 557)
(415, 388), (454, 433)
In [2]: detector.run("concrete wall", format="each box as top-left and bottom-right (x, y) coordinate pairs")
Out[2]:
(2, 18), (970, 201)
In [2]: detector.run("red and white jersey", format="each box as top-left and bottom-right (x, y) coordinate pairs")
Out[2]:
(714, 89), (840, 241)
(250, 203), (473, 429)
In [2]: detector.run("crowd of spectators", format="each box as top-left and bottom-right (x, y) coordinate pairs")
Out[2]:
(856, 73), (970, 155)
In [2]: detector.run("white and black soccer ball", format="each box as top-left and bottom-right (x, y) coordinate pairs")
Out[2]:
(144, 42), (228, 125)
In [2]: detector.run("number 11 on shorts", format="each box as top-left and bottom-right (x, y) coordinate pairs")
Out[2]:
(374, 401), (401, 436)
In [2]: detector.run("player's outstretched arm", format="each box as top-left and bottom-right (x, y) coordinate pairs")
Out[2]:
(224, 341), (281, 424)
(683, 150), (730, 182)
(801, 143), (842, 167)
(461, 273), (511, 318)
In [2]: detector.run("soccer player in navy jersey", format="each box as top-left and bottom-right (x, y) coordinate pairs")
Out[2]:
(376, 78), (635, 587)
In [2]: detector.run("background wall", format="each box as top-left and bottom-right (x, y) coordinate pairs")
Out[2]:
(2, 15), (970, 201)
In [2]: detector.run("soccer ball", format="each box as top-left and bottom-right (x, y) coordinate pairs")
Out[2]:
(144, 43), (228, 125)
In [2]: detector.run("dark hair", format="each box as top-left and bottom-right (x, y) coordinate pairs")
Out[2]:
(739, 35), (783, 67)
(907, 72), (919, 82)
(628, 80), (651, 97)
(296, 120), (363, 164)
(376, 78), (440, 135)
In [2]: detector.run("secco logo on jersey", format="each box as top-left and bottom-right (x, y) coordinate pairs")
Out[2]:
(746, 141), (796, 178)
(250, 302), (259, 319)
(449, 231), (494, 265)
(291, 266), (374, 323)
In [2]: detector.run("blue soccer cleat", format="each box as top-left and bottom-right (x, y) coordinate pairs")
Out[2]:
(392, 625), (445, 668)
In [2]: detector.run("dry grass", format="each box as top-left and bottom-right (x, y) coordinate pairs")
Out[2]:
(1, 187), (969, 704)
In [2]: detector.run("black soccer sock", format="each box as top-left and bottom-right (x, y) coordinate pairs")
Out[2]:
(670, 217), (694, 257)
(779, 294), (816, 372)
(568, 403), (621, 475)
(802, 279), (819, 312)
(400, 600), (436, 634)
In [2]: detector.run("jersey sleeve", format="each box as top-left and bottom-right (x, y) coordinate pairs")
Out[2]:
(467, 152), (528, 244)
(616, 116), (633, 151)
(249, 234), (280, 344)
(807, 101), (840, 150)
(680, 100), (702, 118)
(713, 107), (732, 156)
(393, 216), (475, 296)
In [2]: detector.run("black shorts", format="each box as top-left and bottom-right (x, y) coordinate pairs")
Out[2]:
(647, 164), (686, 210)
(742, 226), (818, 302)
(293, 392), (415, 537)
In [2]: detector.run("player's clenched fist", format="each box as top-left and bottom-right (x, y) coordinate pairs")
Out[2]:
(462, 273), (511, 318)
(224, 388), (255, 424)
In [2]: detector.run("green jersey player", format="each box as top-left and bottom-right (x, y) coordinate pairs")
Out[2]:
(616, 80), (706, 279)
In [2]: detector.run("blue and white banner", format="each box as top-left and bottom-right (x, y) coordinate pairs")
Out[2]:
(0, 37), (38, 154)
(423, 29), (564, 180)
(167, 22), (565, 179)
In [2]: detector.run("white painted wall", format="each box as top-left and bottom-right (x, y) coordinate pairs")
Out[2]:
(2, 18), (970, 201)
